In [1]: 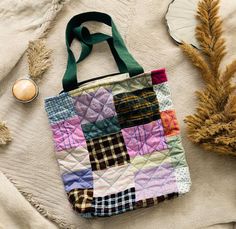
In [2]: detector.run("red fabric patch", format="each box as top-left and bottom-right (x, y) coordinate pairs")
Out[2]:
(151, 68), (167, 85)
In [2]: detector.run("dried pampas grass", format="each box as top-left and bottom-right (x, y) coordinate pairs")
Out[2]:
(0, 39), (52, 145)
(0, 122), (12, 145)
(180, 0), (236, 156)
(27, 39), (52, 80)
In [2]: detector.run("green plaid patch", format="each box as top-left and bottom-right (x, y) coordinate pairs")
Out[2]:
(114, 87), (160, 128)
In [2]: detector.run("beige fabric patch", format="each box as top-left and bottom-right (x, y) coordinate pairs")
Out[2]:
(93, 164), (135, 197)
(56, 146), (90, 174)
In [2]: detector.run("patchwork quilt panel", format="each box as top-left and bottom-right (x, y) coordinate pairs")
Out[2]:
(45, 68), (191, 218)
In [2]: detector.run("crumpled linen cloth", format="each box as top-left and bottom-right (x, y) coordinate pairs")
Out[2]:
(0, 172), (57, 229)
(0, 0), (68, 83)
(0, 0), (236, 229)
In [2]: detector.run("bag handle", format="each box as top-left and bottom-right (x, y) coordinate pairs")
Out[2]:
(63, 11), (144, 92)
(72, 26), (128, 73)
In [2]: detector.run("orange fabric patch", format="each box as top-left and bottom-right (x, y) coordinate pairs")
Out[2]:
(161, 110), (180, 136)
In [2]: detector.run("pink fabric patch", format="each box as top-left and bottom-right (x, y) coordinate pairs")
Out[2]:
(151, 68), (167, 85)
(51, 116), (86, 151)
(134, 163), (178, 201)
(121, 120), (167, 157)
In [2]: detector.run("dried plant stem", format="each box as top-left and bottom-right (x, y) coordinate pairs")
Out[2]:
(180, 0), (236, 156)
(0, 122), (12, 145)
(27, 39), (52, 80)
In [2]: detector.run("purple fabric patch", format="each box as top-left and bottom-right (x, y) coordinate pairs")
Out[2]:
(62, 168), (93, 192)
(134, 163), (178, 201)
(51, 116), (86, 151)
(151, 68), (167, 85)
(121, 120), (168, 157)
(73, 87), (116, 125)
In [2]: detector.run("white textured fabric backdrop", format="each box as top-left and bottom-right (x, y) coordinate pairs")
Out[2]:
(0, 172), (58, 228)
(0, 0), (236, 228)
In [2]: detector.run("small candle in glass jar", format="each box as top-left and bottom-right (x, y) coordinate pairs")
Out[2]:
(12, 78), (38, 103)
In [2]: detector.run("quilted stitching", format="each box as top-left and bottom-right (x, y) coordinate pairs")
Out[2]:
(81, 116), (121, 140)
(111, 74), (152, 95)
(92, 188), (135, 216)
(93, 164), (134, 197)
(153, 82), (173, 111)
(44, 69), (191, 217)
(160, 110), (180, 136)
(51, 116), (86, 151)
(68, 73), (139, 97)
(87, 132), (130, 171)
(121, 120), (168, 157)
(130, 149), (171, 171)
(167, 135), (188, 168)
(68, 189), (93, 213)
(45, 93), (77, 124)
(134, 163), (178, 201)
(62, 168), (93, 192)
(73, 87), (116, 125)
(114, 87), (160, 128)
(55, 146), (90, 174)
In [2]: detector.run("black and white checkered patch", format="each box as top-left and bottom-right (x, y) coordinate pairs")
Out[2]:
(92, 187), (136, 216)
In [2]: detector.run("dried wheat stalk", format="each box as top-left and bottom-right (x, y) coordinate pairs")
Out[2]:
(180, 0), (236, 156)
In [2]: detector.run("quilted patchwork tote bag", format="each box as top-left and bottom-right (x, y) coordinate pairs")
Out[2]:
(45, 12), (191, 218)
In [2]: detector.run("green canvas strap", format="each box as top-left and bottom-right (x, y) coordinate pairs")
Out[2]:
(63, 11), (144, 92)
(72, 26), (127, 72)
